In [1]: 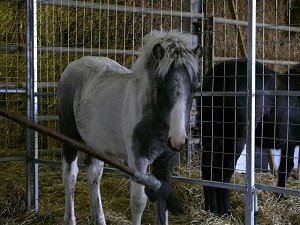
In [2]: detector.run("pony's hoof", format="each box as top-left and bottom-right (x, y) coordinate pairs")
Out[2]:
(274, 192), (286, 201)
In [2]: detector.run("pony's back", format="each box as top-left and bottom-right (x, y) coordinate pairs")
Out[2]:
(58, 56), (131, 107)
(58, 56), (133, 158)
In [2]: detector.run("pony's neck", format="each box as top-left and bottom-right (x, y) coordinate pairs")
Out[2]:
(136, 70), (154, 109)
(133, 54), (161, 119)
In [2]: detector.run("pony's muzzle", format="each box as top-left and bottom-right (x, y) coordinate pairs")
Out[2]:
(168, 136), (188, 152)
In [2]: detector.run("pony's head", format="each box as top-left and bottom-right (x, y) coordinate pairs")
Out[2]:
(135, 30), (203, 152)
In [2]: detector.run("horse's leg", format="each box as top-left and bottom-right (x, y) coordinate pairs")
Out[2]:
(129, 157), (148, 225)
(203, 185), (217, 212)
(147, 151), (180, 225)
(215, 138), (244, 215)
(277, 145), (295, 198)
(86, 157), (106, 225)
(62, 152), (79, 225)
(59, 105), (81, 225)
(201, 137), (217, 213)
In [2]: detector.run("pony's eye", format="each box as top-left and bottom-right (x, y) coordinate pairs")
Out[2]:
(156, 86), (163, 94)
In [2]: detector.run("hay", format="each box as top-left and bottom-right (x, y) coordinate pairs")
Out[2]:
(205, 0), (300, 73)
(1, 161), (300, 225)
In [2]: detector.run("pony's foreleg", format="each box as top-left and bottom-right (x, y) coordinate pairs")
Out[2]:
(277, 145), (295, 198)
(156, 153), (179, 225)
(155, 209), (168, 225)
(129, 159), (148, 225)
(63, 156), (79, 225)
(86, 157), (106, 225)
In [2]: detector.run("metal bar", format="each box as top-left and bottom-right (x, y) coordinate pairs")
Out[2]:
(0, 156), (27, 162)
(0, 89), (26, 93)
(0, 82), (58, 95)
(190, 0), (201, 46)
(255, 90), (300, 96)
(37, 0), (204, 19)
(0, 44), (24, 53)
(245, 1), (256, 224)
(195, 91), (248, 97)
(214, 56), (300, 65)
(0, 0), (25, 3)
(38, 46), (139, 56)
(37, 115), (58, 121)
(196, 90), (300, 97)
(33, 0), (39, 211)
(26, 0), (39, 211)
(213, 17), (300, 33)
(171, 177), (247, 192)
(2, 45), (299, 66)
(26, 0), (35, 210)
(0, 109), (161, 192)
(0, 82), (58, 89)
(182, 0), (191, 33)
(34, 92), (56, 97)
(256, 184), (300, 196)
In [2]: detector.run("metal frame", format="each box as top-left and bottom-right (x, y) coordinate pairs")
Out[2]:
(26, 0), (39, 210)
(245, 1), (256, 223)
(1, 0), (300, 224)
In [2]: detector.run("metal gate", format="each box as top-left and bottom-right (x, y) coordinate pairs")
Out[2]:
(1, 1), (300, 224)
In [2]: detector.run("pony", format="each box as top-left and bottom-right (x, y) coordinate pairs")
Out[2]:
(199, 59), (300, 215)
(57, 30), (203, 225)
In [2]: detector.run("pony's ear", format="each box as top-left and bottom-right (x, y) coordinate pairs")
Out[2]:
(152, 43), (165, 61)
(193, 45), (203, 59)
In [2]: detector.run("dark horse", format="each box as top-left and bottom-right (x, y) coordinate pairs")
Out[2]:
(199, 59), (300, 215)
(58, 30), (202, 225)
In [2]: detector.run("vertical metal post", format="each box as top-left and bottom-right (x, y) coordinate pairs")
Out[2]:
(245, 0), (256, 224)
(182, 0), (201, 43)
(190, 0), (201, 47)
(182, 0), (202, 162)
(26, 0), (39, 211)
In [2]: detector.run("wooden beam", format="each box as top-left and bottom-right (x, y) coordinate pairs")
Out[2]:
(0, 109), (161, 191)
(228, 0), (247, 57)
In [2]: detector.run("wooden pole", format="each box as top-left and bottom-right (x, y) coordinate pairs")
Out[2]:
(228, 0), (247, 57)
(0, 109), (161, 191)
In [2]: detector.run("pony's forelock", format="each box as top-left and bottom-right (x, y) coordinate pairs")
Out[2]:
(132, 30), (199, 80)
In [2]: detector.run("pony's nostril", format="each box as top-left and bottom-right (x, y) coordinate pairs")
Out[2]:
(168, 138), (171, 147)
(185, 138), (189, 146)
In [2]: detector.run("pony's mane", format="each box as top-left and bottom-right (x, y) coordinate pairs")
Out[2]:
(133, 30), (199, 79)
